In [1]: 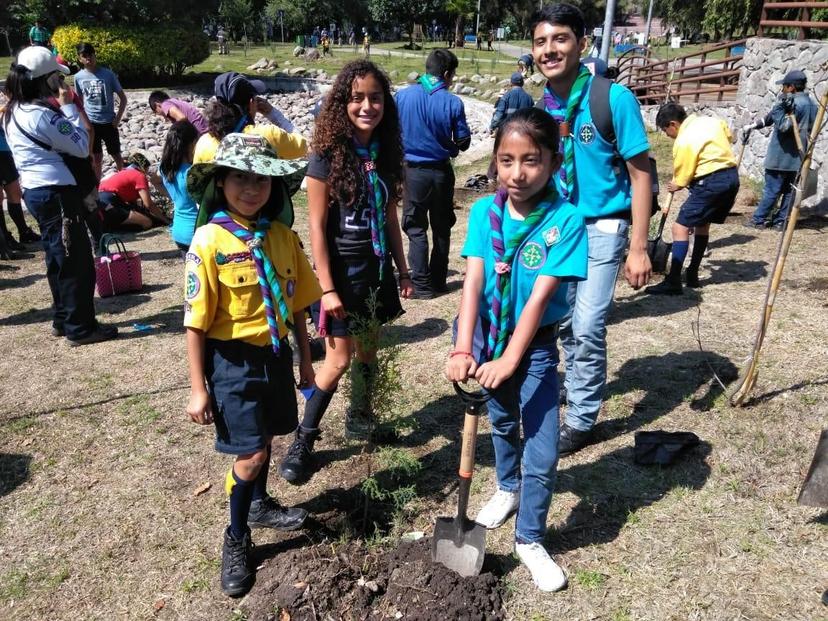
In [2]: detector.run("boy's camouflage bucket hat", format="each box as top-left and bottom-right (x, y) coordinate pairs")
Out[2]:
(187, 132), (308, 228)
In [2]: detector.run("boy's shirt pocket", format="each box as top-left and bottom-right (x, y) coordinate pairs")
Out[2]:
(217, 263), (262, 319)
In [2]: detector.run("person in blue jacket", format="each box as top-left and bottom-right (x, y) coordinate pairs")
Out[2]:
(490, 73), (534, 133)
(743, 69), (818, 230)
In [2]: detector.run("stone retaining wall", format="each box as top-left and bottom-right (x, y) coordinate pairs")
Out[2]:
(642, 37), (827, 207)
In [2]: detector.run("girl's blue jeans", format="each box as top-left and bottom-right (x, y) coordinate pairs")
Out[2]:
(487, 337), (560, 544)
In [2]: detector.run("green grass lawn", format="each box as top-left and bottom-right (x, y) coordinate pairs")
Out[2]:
(187, 42), (519, 83)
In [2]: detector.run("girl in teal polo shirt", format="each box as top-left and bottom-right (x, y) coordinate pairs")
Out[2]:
(446, 108), (587, 592)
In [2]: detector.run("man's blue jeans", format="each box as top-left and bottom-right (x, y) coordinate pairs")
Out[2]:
(559, 219), (629, 432)
(487, 338), (560, 544)
(23, 186), (97, 340)
(752, 169), (797, 227)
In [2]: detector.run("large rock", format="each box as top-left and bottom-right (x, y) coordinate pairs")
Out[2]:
(407, 71), (419, 83)
(304, 48), (320, 61)
(292, 46), (305, 57)
(289, 67), (308, 76)
(248, 57), (269, 70)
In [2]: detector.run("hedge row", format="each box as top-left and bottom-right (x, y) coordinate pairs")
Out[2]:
(52, 24), (210, 81)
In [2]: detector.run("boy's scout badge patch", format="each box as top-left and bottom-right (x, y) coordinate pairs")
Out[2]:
(543, 226), (560, 247)
(216, 251), (252, 265)
(519, 242), (546, 270)
(185, 252), (202, 265)
(186, 272), (200, 299)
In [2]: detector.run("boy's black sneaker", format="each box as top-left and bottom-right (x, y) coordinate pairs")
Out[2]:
(278, 426), (320, 484)
(558, 424), (593, 457)
(645, 279), (683, 296)
(247, 495), (308, 531)
(221, 526), (254, 597)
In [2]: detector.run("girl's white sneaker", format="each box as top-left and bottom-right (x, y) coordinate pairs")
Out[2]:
(515, 541), (567, 592)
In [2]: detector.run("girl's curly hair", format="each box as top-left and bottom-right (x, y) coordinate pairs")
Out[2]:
(312, 60), (403, 209)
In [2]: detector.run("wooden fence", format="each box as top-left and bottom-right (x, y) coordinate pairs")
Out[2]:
(618, 40), (747, 104)
(758, 1), (828, 39)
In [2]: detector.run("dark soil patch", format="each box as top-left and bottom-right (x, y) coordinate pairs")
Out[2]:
(245, 538), (505, 620)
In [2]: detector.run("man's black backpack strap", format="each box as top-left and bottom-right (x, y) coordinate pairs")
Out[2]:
(588, 76), (616, 151)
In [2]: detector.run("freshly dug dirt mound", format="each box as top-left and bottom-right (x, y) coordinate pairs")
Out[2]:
(245, 538), (505, 620)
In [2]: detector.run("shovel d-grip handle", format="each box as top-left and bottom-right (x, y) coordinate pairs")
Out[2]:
(453, 381), (491, 408)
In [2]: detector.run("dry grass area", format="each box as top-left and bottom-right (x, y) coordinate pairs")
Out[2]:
(1, 132), (827, 620)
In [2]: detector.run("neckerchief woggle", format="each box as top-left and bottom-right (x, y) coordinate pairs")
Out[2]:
(542, 64), (592, 199)
(486, 183), (558, 360)
(352, 138), (387, 275)
(419, 74), (446, 95)
(210, 210), (292, 353)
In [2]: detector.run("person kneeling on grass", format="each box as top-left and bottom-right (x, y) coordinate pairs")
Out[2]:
(446, 108), (587, 592)
(184, 133), (320, 597)
(95, 152), (170, 234)
(646, 103), (740, 296)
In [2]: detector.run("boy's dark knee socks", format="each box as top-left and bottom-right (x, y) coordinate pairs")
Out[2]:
(226, 468), (255, 539)
(300, 385), (336, 429)
(252, 445), (271, 501)
(7, 203), (28, 234)
(688, 235), (709, 272)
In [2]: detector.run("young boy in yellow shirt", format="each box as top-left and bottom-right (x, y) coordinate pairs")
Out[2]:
(184, 133), (320, 596)
(647, 103), (740, 295)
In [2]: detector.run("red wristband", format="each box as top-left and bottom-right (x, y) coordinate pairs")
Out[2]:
(449, 351), (472, 358)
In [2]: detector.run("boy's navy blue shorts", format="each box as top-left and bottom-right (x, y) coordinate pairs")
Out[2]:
(676, 166), (739, 228)
(206, 337), (297, 455)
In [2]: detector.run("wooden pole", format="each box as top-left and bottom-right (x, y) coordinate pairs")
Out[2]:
(730, 86), (828, 406)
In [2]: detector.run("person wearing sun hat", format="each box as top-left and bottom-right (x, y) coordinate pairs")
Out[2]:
(3, 46), (118, 346)
(183, 132), (318, 598)
(193, 71), (307, 165)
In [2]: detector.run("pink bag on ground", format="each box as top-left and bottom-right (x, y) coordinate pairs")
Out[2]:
(94, 234), (142, 297)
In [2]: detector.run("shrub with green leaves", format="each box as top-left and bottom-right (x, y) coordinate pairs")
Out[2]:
(52, 24), (209, 81)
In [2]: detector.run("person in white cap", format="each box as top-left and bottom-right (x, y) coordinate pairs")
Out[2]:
(2, 46), (117, 346)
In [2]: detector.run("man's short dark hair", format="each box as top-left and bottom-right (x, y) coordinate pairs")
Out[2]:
(529, 3), (586, 40)
(655, 102), (687, 129)
(148, 90), (170, 112)
(77, 42), (95, 56)
(425, 49), (459, 79)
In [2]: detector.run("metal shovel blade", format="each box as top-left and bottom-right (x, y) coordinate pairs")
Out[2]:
(798, 429), (828, 507)
(432, 516), (486, 577)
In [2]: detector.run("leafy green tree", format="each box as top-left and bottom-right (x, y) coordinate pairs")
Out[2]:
(702, 0), (763, 39)
(368, 0), (442, 46)
(220, 0), (256, 40)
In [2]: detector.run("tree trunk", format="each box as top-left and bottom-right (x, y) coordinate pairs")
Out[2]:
(454, 15), (464, 47)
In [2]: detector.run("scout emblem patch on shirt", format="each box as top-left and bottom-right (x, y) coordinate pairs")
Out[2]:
(519, 242), (546, 270)
(57, 120), (74, 135)
(543, 226), (560, 247)
(185, 252), (202, 266)
(216, 251), (252, 265)
(186, 271), (200, 299)
(579, 123), (596, 145)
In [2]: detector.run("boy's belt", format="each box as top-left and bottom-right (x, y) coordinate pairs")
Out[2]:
(510, 322), (559, 346)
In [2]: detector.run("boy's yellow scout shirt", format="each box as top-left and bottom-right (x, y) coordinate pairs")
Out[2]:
(672, 114), (737, 187)
(193, 125), (308, 165)
(184, 214), (321, 346)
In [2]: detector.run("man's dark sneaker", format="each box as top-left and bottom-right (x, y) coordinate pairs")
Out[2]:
(432, 282), (449, 294)
(3, 234), (26, 251)
(744, 220), (766, 230)
(558, 423), (593, 457)
(247, 495), (308, 531)
(18, 228), (41, 244)
(409, 289), (434, 300)
(645, 279), (683, 296)
(278, 426), (320, 484)
(221, 526), (254, 597)
(771, 222), (785, 231)
(68, 323), (118, 347)
(685, 269), (700, 288)
(51, 326), (65, 337)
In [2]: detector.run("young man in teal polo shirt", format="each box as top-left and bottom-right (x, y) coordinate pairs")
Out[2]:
(395, 49), (471, 299)
(532, 3), (653, 455)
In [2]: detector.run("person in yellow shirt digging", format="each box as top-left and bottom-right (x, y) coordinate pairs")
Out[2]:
(646, 102), (739, 295)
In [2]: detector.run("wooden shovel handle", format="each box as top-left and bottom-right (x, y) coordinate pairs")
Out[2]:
(459, 412), (479, 479)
